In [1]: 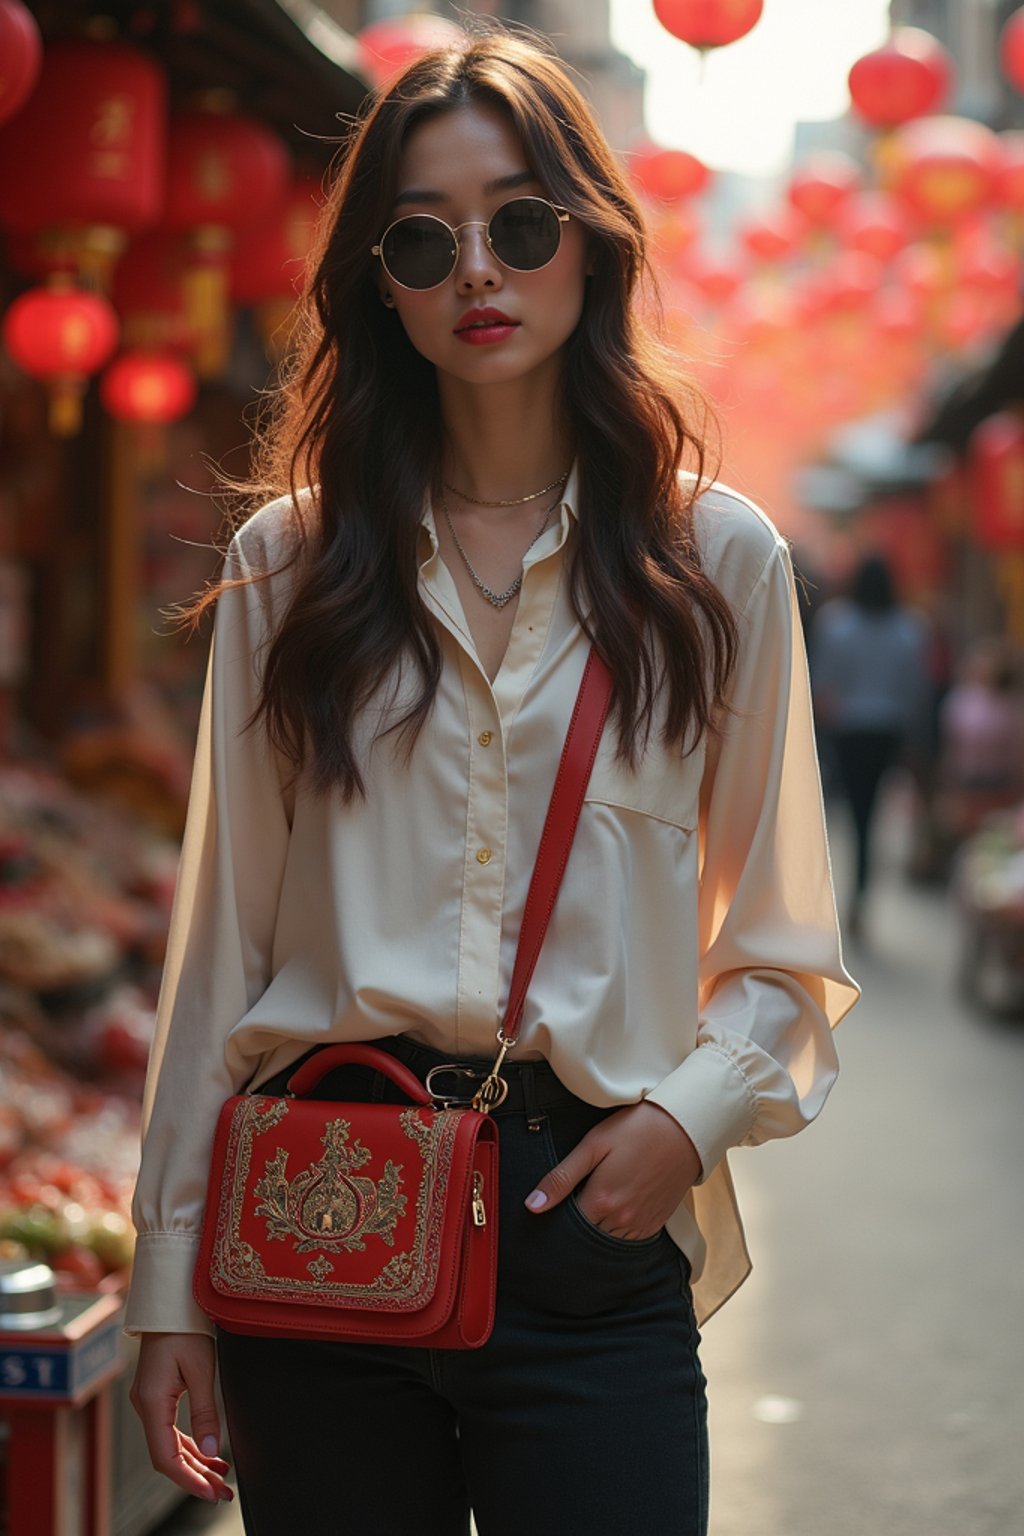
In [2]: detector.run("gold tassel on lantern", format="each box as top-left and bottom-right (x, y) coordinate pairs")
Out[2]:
(184, 226), (231, 378)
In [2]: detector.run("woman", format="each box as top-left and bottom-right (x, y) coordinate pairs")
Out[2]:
(127, 30), (858, 1535)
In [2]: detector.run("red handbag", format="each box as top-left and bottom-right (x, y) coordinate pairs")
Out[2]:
(193, 647), (613, 1348)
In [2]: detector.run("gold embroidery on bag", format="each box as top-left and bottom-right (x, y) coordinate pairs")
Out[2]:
(254, 1117), (407, 1253)
(211, 1099), (462, 1310)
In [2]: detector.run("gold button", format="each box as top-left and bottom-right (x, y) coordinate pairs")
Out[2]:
(476, 847), (493, 865)
(478, 730), (493, 747)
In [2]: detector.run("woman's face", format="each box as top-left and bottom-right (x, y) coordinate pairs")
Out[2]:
(377, 103), (590, 391)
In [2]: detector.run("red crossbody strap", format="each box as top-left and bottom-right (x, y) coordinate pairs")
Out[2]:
(500, 645), (613, 1045)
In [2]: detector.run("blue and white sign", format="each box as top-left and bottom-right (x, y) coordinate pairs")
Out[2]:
(0, 1308), (123, 1404)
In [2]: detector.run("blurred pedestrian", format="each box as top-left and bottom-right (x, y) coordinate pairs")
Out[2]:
(935, 639), (1024, 840)
(125, 27), (858, 1536)
(811, 553), (929, 937)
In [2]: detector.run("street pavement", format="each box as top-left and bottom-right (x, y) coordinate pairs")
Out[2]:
(701, 787), (1024, 1536)
(153, 784), (1024, 1536)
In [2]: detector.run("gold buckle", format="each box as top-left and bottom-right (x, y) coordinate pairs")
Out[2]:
(424, 1064), (486, 1109)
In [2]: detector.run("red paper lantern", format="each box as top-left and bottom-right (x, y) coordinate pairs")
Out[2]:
(162, 107), (289, 376)
(231, 176), (323, 306)
(837, 192), (911, 262)
(629, 143), (711, 202)
(162, 109), (289, 236)
(969, 412), (1024, 550)
(848, 28), (953, 129)
(1000, 7), (1024, 95)
(653, 0), (764, 50)
(0, 41), (165, 248)
(891, 244), (951, 322)
(887, 115), (1001, 228)
(355, 16), (464, 88)
(787, 152), (862, 227)
(101, 350), (196, 424)
(0, 0), (41, 127)
(2, 278), (119, 434)
(809, 251), (885, 316)
(738, 208), (805, 263)
(682, 250), (745, 305)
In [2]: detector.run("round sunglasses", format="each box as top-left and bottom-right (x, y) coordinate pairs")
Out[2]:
(371, 196), (571, 292)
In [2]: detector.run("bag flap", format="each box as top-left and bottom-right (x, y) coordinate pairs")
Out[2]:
(205, 1095), (482, 1315)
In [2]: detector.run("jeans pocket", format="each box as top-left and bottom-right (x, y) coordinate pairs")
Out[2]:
(565, 1191), (666, 1252)
(540, 1113), (669, 1255)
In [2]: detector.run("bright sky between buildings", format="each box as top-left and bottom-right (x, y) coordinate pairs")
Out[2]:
(610, 0), (892, 178)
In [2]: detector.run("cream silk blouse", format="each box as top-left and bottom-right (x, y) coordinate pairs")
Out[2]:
(124, 470), (859, 1335)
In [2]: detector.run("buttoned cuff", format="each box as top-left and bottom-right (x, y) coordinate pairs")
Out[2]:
(122, 1233), (213, 1337)
(644, 1043), (758, 1185)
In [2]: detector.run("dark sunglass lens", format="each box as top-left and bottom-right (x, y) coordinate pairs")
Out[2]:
(382, 217), (456, 289)
(490, 199), (560, 270)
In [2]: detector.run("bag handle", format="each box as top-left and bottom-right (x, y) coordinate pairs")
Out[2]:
(472, 645), (613, 1112)
(286, 1042), (433, 1105)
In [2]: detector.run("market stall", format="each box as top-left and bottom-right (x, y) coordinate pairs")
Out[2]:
(0, 1), (369, 1528)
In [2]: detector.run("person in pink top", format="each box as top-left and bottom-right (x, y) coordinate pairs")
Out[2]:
(938, 640), (1024, 831)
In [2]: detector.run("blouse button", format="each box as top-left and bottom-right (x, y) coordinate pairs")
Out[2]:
(478, 730), (493, 747)
(476, 847), (493, 865)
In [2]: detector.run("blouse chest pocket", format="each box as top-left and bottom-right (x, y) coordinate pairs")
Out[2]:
(583, 729), (702, 834)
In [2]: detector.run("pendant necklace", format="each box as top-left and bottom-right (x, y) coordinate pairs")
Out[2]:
(439, 479), (567, 610)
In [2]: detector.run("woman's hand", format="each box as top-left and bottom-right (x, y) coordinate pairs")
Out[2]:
(524, 1101), (703, 1240)
(129, 1333), (234, 1504)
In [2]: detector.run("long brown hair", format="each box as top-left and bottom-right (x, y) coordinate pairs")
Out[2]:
(206, 28), (737, 799)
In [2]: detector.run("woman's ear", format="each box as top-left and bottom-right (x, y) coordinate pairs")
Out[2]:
(374, 268), (396, 307)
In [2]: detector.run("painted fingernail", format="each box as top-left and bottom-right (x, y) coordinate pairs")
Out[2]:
(201, 1436), (219, 1457)
(525, 1190), (548, 1210)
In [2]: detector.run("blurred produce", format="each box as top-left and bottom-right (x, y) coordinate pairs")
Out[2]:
(0, 763), (177, 1010)
(0, 758), (180, 1295)
(0, 1021), (139, 1291)
(0, 764), (180, 1112)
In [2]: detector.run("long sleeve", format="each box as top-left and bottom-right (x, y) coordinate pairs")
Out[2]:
(125, 531), (294, 1335)
(645, 538), (859, 1178)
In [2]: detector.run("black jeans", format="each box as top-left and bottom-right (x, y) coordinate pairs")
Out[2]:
(216, 1035), (708, 1536)
(833, 727), (901, 899)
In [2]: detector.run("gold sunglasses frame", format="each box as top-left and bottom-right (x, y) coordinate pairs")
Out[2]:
(371, 196), (571, 292)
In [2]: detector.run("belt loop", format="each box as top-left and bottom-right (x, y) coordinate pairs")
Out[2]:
(521, 1063), (546, 1132)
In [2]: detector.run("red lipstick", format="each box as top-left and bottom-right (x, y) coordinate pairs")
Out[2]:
(454, 306), (520, 346)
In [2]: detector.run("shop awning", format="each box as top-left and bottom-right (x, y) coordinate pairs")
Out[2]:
(912, 313), (1024, 457)
(28, 0), (369, 149)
